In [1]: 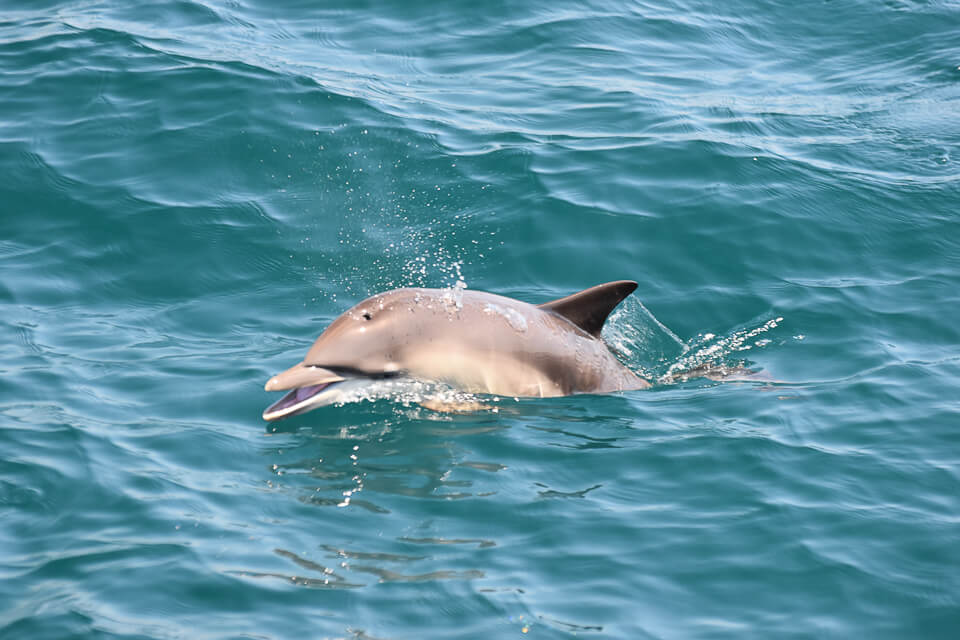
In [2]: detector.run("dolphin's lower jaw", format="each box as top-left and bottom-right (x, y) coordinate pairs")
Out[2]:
(262, 377), (383, 421)
(262, 381), (335, 421)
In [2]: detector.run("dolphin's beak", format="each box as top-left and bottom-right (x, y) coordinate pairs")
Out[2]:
(265, 362), (344, 391)
(262, 363), (345, 421)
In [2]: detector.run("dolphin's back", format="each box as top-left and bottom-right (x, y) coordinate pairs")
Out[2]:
(387, 287), (647, 397)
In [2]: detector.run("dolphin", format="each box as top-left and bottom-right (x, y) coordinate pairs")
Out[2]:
(262, 280), (650, 421)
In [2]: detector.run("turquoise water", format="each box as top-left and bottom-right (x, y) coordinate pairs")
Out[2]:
(3, 0), (960, 637)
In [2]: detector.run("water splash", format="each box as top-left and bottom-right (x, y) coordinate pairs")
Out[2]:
(604, 296), (784, 385)
(659, 316), (784, 384)
(325, 377), (487, 412)
(440, 277), (468, 311)
(603, 295), (687, 379)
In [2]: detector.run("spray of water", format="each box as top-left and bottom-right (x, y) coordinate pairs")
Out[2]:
(324, 377), (488, 413)
(656, 316), (782, 383)
(604, 298), (785, 385)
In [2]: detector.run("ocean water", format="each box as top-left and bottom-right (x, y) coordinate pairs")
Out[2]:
(2, 0), (959, 637)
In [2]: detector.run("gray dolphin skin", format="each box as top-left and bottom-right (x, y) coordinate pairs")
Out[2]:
(262, 280), (650, 421)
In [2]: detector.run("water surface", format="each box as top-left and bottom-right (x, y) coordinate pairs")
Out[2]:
(2, 1), (959, 638)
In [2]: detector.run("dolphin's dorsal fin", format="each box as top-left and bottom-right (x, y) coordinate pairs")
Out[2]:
(538, 280), (638, 338)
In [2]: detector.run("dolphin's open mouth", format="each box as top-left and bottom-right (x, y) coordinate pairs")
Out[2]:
(262, 362), (405, 421)
(262, 381), (337, 421)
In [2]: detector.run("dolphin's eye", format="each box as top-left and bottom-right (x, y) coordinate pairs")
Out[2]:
(362, 311), (372, 321)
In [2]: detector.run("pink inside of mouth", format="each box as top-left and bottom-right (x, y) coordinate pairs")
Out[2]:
(266, 382), (332, 416)
(295, 383), (328, 402)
